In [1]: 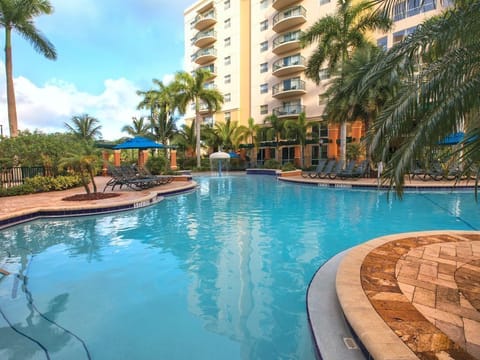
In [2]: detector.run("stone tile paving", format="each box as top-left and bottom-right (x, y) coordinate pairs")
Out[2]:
(361, 233), (480, 359)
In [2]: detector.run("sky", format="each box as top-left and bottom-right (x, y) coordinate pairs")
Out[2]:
(0, 0), (194, 140)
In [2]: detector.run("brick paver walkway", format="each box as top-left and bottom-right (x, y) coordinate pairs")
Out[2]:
(361, 233), (480, 359)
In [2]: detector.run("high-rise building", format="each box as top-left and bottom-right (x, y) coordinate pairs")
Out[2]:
(184, 0), (447, 166)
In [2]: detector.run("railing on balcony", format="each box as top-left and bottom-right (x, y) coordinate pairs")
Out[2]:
(199, 64), (216, 77)
(272, 30), (302, 54)
(192, 29), (217, 47)
(273, 6), (307, 32)
(272, 104), (305, 117)
(272, 78), (306, 97)
(272, 55), (306, 76)
(191, 47), (217, 63)
(193, 10), (217, 30)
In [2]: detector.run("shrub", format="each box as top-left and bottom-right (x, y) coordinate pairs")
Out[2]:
(146, 156), (168, 175)
(0, 175), (83, 197)
(264, 159), (281, 169)
(281, 162), (296, 171)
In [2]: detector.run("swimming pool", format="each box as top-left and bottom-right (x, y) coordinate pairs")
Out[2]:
(0, 175), (478, 359)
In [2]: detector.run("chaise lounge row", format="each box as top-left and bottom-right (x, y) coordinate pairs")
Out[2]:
(302, 159), (369, 180)
(104, 165), (173, 192)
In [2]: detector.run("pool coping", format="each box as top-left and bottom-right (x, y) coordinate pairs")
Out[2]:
(332, 230), (480, 360)
(0, 181), (197, 230)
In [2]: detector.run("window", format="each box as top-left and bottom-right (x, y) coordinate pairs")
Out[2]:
(224, 74), (231, 84)
(224, 56), (231, 65)
(260, 41), (268, 52)
(320, 0), (331, 4)
(377, 37), (387, 51)
(393, 1), (406, 21)
(260, 20), (268, 31)
(281, 147), (295, 165)
(224, 0), (230, 10)
(392, 26), (416, 45)
(260, 83), (268, 94)
(260, 105), (268, 115)
(224, 112), (231, 121)
(225, 37), (231, 46)
(224, 18), (231, 28)
(204, 116), (213, 126)
(260, 0), (268, 9)
(224, 93), (231, 102)
(318, 68), (330, 81)
(260, 62), (268, 73)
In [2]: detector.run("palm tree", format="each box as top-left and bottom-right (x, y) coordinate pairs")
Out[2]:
(173, 69), (223, 168)
(213, 118), (243, 151)
(65, 114), (102, 141)
(121, 116), (151, 137)
(0, 0), (57, 137)
(174, 122), (197, 160)
(137, 79), (178, 145)
(237, 117), (260, 165)
(366, 0), (480, 195)
(264, 114), (285, 162)
(300, 0), (391, 163)
(284, 112), (309, 168)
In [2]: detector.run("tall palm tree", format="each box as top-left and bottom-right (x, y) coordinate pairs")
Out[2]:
(366, 0), (480, 194)
(264, 113), (285, 162)
(213, 118), (243, 151)
(173, 69), (223, 168)
(121, 116), (151, 137)
(284, 112), (309, 168)
(137, 79), (178, 145)
(0, 0), (57, 137)
(237, 117), (260, 165)
(300, 0), (391, 162)
(65, 114), (102, 141)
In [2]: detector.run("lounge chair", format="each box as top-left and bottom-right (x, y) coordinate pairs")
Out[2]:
(317, 160), (337, 179)
(445, 163), (462, 181)
(339, 160), (369, 179)
(301, 159), (327, 178)
(409, 160), (427, 180)
(423, 162), (444, 181)
(103, 165), (158, 192)
(327, 160), (345, 179)
(337, 160), (356, 179)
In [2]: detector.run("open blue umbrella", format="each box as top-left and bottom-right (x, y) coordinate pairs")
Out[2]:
(114, 136), (164, 150)
(438, 132), (464, 146)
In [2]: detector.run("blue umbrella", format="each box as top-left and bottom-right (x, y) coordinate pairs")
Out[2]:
(114, 136), (164, 149)
(438, 132), (464, 146)
(228, 151), (240, 158)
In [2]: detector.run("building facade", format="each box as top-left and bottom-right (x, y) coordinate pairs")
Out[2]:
(184, 0), (447, 166)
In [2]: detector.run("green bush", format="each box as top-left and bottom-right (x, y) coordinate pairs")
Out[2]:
(264, 159), (281, 169)
(145, 156), (168, 175)
(0, 175), (83, 197)
(281, 162), (296, 171)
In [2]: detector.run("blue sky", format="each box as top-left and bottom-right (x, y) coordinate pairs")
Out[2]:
(0, 0), (194, 140)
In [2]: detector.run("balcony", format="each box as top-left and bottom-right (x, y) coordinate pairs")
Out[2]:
(273, 6), (307, 33)
(272, 55), (306, 77)
(273, 30), (302, 54)
(199, 64), (216, 79)
(272, 78), (306, 99)
(272, 104), (306, 118)
(193, 10), (216, 31)
(192, 47), (217, 65)
(192, 29), (217, 48)
(273, 0), (303, 10)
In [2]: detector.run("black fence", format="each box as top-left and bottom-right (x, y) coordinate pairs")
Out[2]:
(1, 166), (45, 188)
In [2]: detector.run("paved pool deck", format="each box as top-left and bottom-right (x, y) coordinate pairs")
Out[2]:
(1, 174), (479, 359)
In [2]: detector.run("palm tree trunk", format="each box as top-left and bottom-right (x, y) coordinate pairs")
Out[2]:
(195, 109), (201, 168)
(5, 27), (18, 137)
(340, 121), (347, 164)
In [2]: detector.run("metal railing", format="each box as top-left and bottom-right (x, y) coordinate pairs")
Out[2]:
(1, 166), (46, 188)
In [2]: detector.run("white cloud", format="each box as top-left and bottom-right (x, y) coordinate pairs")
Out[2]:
(0, 66), (144, 140)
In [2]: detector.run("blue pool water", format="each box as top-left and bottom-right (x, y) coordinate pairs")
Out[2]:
(0, 175), (479, 359)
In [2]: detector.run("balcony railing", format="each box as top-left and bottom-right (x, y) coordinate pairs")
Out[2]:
(273, 6), (307, 33)
(273, 30), (302, 54)
(272, 55), (306, 76)
(193, 10), (217, 30)
(272, 104), (305, 117)
(191, 47), (217, 64)
(192, 29), (217, 47)
(272, 78), (306, 98)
